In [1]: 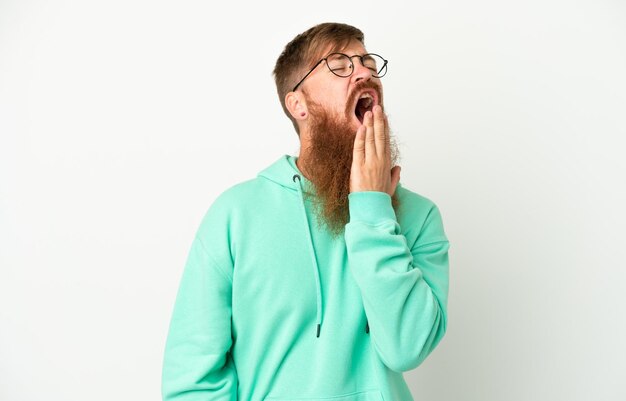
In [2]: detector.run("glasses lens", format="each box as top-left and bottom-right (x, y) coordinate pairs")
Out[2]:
(362, 54), (387, 78)
(326, 53), (353, 77)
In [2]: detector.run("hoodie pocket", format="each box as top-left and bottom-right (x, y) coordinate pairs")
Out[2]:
(264, 389), (384, 401)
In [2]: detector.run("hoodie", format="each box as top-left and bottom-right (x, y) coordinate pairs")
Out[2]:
(162, 154), (450, 401)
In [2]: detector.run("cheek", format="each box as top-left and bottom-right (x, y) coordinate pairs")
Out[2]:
(333, 90), (350, 111)
(311, 83), (350, 113)
(324, 95), (346, 113)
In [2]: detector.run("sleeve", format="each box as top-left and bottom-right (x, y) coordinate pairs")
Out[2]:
(344, 191), (450, 373)
(161, 235), (238, 400)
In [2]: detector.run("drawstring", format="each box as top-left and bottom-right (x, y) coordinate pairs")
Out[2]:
(293, 174), (323, 338)
(291, 173), (369, 337)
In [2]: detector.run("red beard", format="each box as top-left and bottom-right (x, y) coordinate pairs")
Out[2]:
(299, 81), (400, 236)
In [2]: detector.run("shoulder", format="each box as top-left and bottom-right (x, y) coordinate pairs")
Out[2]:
(395, 184), (449, 245)
(195, 173), (288, 234)
(211, 177), (264, 207)
(189, 177), (267, 263)
(197, 177), (262, 220)
(395, 184), (439, 219)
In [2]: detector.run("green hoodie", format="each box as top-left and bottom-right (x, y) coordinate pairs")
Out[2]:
(162, 155), (450, 401)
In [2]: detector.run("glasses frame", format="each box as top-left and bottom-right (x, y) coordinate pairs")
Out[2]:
(292, 52), (388, 92)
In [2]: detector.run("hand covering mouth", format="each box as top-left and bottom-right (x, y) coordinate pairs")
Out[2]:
(352, 88), (380, 124)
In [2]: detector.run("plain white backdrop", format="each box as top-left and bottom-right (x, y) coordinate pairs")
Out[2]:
(1, 0), (625, 400)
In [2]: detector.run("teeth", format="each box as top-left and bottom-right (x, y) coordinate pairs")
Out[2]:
(358, 92), (374, 109)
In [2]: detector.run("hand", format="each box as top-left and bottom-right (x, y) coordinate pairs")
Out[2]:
(350, 105), (401, 196)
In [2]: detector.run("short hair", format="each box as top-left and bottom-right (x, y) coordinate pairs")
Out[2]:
(273, 22), (365, 134)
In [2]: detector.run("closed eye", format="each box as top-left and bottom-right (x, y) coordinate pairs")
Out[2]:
(330, 66), (352, 73)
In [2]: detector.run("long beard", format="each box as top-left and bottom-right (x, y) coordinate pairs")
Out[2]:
(300, 83), (401, 237)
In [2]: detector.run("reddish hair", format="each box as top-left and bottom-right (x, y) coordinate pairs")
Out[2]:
(273, 23), (365, 134)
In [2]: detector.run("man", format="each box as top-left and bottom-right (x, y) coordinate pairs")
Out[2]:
(162, 22), (450, 401)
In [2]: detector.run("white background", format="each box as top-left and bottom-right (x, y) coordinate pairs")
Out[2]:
(1, 1), (625, 400)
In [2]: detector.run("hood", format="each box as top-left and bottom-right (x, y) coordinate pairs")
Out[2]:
(258, 154), (314, 194)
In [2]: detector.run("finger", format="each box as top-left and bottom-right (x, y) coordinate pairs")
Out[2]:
(364, 111), (376, 162)
(383, 112), (391, 163)
(373, 105), (386, 159)
(352, 124), (366, 165)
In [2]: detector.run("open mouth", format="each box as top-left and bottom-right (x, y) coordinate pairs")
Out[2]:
(354, 91), (378, 124)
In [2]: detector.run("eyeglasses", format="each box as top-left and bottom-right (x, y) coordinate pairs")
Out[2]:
(292, 52), (388, 92)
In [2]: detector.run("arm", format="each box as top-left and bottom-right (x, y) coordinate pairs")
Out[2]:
(162, 235), (237, 400)
(345, 191), (449, 372)
(347, 106), (449, 372)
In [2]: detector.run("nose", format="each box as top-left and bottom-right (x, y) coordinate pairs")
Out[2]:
(350, 56), (373, 84)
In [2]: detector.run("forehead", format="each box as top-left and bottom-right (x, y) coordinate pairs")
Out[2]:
(314, 39), (367, 62)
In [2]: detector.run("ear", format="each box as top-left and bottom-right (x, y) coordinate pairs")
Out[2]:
(285, 91), (309, 122)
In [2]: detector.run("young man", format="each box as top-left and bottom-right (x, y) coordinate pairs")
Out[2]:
(162, 22), (450, 401)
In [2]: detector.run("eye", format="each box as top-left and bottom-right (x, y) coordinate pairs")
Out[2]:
(326, 53), (354, 76)
(362, 56), (378, 72)
(330, 65), (352, 73)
